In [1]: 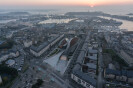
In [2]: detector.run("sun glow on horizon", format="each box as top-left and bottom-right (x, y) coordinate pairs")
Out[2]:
(90, 5), (94, 8)
(0, 0), (133, 6)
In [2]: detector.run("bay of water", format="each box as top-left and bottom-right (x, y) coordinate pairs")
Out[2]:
(39, 18), (76, 24)
(0, 19), (16, 24)
(99, 16), (133, 31)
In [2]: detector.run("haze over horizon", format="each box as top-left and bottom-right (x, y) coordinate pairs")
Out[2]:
(0, 0), (133, 6)
(0, 0), (133, 15)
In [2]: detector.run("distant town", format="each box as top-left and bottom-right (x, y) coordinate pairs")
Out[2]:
(0, 11), (133, 88)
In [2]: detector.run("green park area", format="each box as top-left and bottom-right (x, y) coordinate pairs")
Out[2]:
(0, 40), (14, 49)
(48, 48), (60, 57)
(0, 65), (18, 88)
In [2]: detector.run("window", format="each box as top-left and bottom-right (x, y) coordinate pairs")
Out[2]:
(73, 75), (76, 80)
(77, 78), (81, 84)
(82, 80), (85, 85)
(73, 75), (76, 81)
(86, 83), (90, 87)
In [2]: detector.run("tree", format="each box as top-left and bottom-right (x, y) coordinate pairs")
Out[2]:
(31, 79), (43, 88)
(0, 40), (14, 49)
(37, 79), (43, 85)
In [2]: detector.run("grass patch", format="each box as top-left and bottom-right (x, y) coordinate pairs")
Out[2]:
(22, 64), (29, 73)
(0, 65), (18, 87)
(48, 49), (60, 57)
(103, 49), (128, 67)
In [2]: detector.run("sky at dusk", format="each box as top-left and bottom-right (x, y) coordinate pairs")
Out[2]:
(0, 0), (133, 7)
(0, 0), (133, 15)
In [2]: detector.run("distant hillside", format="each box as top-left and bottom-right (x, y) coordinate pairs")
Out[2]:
(7, 12), (29, 15)
(65, 11), (104, 16)
(65, 11), (133, 22)
(127, 13), (133, 15)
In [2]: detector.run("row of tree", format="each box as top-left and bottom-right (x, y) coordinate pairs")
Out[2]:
(0, 40), (14, 49)
(32, 79), (43, 88)
(0, 65), (18, 86)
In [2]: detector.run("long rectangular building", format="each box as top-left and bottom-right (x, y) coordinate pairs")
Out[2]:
(71, 69), (96, 88)
(30, 34), (64, 57)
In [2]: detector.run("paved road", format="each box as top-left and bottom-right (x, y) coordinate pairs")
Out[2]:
(10, 77), (20, 88)
(10, 69), (30, 88)
(38, 66), (74, 88)
(97, 47), (104, 88)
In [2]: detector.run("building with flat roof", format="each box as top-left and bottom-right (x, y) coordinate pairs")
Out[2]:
(71, 44), (97, 88)
(104, 68), (133, 87)
(71, 70), (96, 88)
(30, 34), (64, 57)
